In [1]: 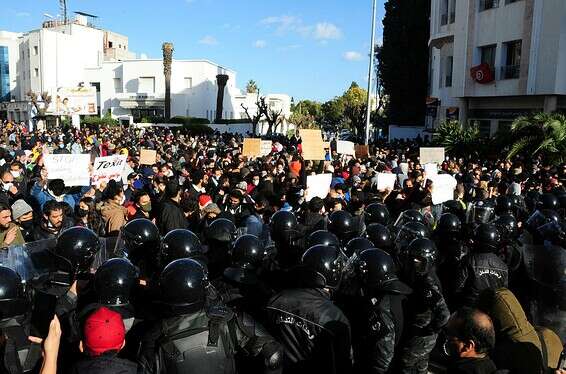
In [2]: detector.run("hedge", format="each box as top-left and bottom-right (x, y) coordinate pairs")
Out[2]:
(168, 116), (210, 125)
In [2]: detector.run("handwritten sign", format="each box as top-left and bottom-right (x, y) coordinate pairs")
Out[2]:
(139, 149), (157, 165)
(300, 129), (325, 160)
(242, 138), (262, 157)
(306, 173), (332, 201)
(337, 140), (356, 156)
(260, 140), (273, 156)
(419, 147), (445, 165)
(92, 155), (127, 185)
(355, 144), (369, 159)
(430, 174), (457, 205)
(376, 173), (397, 191)
(44, 154), (91, 186)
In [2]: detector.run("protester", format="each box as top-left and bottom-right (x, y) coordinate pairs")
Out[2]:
(0, 201), (25, 247)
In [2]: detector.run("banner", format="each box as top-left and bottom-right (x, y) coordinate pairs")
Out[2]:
(336, 140), (355, 156)
(44, 154), (91, 186)
(419, 147), (445, 165)
(300, 129), (325, 160)
(430, 174), (457, 205)
(47, 86), (98, 116)
(92, 155), (127, 185)
(306, 173), (332, 202)
(139, 149), (157, 165)
(260, 140), (273, 156)
(376, 173), (396, 191)
(242, 138), (262, 157)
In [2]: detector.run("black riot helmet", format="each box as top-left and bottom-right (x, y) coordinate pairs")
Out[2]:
(0, 267), (29, 321)
(443, 200), (466, 221)
(52, 226), (100, 274)
(473, 223), (501, 253)
(538, 193), (559, 211)
(435, 213), (461, 238)
(467, 200), (495, 224)
(224, 234), (265, 285)
(307, 230), (340, 249)
(365, 203), (390, 225)
(159, 258), (208, 312)
(357, 249), (412, 294)
(121, 218), (160, 266)
(270, 210), (299, 243)
(495, 196), (515, 216)
(404, 238), (438, 276)
(495, 214), (519, 241)
(204, 218), (237, 245)
(394, 209), (425, 228)
(365, 223), (393, 251)
(524, 190), (541, 212)
(94, 258), (139, 306)
(396, 221), (429, 254)
(160, 229), (204, 268)
(301, 244), (345, 289)
(344, 237), (375, 258)
(327, 210), (357, 243)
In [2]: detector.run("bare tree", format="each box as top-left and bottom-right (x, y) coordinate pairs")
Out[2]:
(27, 91), (52, 117)
(241, 92), (263, 135)
(258, 97), (284, 136)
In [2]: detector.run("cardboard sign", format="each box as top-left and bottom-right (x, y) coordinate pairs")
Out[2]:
(376, 173), (397, 191)
(306, 173), (332, 201)
(242, 138), (261, 157)
(424, 163), (438, 177)
(300, 129), (325, 160)
(419, 147), (445, 165)
(260, 140), (273, 156)
(92, 155), (127, 185)
(44, 154), (91, 186)
(430, 174), (457, 205)
(336, 140), (355, 156)
(355, 144), (369, 159)
(139, 149), (157, 165)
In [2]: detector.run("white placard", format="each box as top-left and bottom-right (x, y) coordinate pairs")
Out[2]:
(71, 114), (80, 129)
(430, 174), (457, 205)
(399, 162), (409, 175)
(424, 163), (438, 177)
(260, 140), (272, 156)
(306, 173), (332, 202)
(377, 173), (397, 191)
(336, 140), (356, 156)
(44, 154), (91, 186)
(92, 155), (127, 186)
(420, 147), (445, 164)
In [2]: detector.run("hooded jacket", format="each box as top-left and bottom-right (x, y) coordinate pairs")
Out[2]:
(482, 288), (562, 373)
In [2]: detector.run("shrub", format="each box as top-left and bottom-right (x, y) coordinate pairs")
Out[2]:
(168, 116), (210, 125)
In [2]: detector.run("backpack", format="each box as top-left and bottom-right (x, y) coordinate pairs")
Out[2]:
(155, 305), (238, 374)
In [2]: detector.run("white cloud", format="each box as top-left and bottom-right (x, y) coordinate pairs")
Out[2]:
(254, 40), (267, 48)
(260, 15), (303, 35)
(314, 22), (343, 40)
(198, 35), (218, 45)
(343, 51), (363, 61)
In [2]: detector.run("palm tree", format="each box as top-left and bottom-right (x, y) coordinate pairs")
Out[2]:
(162, 42), (174, 120)
(246, 80), (258, 94)
(435, 120), (482, 158)
(507, 112), (566, 165)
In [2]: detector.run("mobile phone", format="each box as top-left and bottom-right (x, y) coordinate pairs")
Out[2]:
(558, 346), (566, 370)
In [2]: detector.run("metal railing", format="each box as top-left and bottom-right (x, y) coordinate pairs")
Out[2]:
(479, 0), (499, 11)
(500, 65), (520, 80)
(440, 13), (448, 25)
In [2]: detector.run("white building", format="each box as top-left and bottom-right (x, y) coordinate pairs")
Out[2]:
(428, 0), (566, 137)
(0, 14), (292, 133)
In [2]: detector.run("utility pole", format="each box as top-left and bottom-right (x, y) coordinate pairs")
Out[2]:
(365, 0), (377, 145)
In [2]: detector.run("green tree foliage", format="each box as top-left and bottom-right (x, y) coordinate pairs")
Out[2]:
(320, 98), (345, 129)
(380, 0), (430, 125)
(246, 80), (258, 94)
(341, 82), (368, 138)
(435, 120), (482, 158)
(507, 112), (566, 165)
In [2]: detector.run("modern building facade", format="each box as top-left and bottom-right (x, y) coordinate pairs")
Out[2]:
(428, 0), (566, 137)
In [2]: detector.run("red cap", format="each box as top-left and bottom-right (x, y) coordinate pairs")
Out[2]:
(84, 307), (125, 356)
(198, 194), (212, 208)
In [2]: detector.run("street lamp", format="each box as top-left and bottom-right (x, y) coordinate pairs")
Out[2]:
(365, 0), (377, 145)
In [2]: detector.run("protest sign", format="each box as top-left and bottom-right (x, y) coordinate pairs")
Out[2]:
(306, 173), (332, 201)
(399, 162), (409, 175)
(44, 154), (91, 186)
(260, 140), (273, 156)
(355, 144), (369, 159)
(242, 138), (261, 157)
(424, 163), (438, 177)
(337, 140), (355, 156)
(300, 129), (325, 160)
(420, 147), (445, 165)
(430, 174), (457, 205)
(376, 173), (397, 191)
(92, 155), (127, 185)
(139, 149), (157, 165)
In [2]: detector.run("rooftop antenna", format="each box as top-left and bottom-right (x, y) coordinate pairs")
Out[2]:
(59, 0), (67, 23)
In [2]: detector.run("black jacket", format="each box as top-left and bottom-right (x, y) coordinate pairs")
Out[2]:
(454, 252), (509, 307)
(266, 287), (352, 374)
(71, 355), (138, 374)
(158, 199), (187, 235)
(446, 357), (498, 374)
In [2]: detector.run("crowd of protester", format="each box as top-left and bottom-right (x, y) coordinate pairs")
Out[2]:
(0, 118), (564, 374)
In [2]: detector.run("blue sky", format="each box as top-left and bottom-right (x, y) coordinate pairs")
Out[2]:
(1, 0), (384, 102)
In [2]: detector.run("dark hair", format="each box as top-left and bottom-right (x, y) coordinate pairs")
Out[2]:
(102, 180), (122, 201)
(180, 197), (199, 214)
(133, 190), (150, 204)
(452, 307), (495, 354)
(164, 181), (180, 199)
(43, 200), (63, 216)
(48, 179), (66, 196)
(0, 202), (11, 213)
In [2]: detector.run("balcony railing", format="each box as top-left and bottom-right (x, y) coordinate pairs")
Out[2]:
(479, 0), (499, 11)
(445, 75), (453, 87)
(449, 11), (456, 23)
(500, 64), (520, 80)
(440, 13), (448, 25)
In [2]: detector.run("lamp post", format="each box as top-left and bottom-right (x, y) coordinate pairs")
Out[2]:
(365, 0), (377, 145)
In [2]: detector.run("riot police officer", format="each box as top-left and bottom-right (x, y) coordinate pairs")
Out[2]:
(306, 230), (340, 249)
(365, 203), (390, 226)
(159, 229), (205, 269)
(203, 218), (237, 280)
(120, 218), (160, 281)
(268, 210), (302, 270)
(327, 210), (359, 245)
(365, 223), (394, 255)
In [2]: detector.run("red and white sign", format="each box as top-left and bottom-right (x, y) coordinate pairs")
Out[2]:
(470, 63), (495, 84)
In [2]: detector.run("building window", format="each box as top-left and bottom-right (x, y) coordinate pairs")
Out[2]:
(498, 121), (513, 133)
(138, 76), (155, 93)
(480, 44), (497, 76)
(441, 0), (449, 25)
(480, 0), (499, 11)
(114, 78), (123, 93)
(184, 77), (192, 89)
(108, 41), (113, 48)
(501, 40), (521, 79)
(0, 46), (10, 102)
(505, 0), (522, 4)
(33, 46), (38, 56)
(449, 0), (456, 23)
(445, 56), (453, 87)
(34, 68), (39, 77)
(474, 120), (492, 137)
